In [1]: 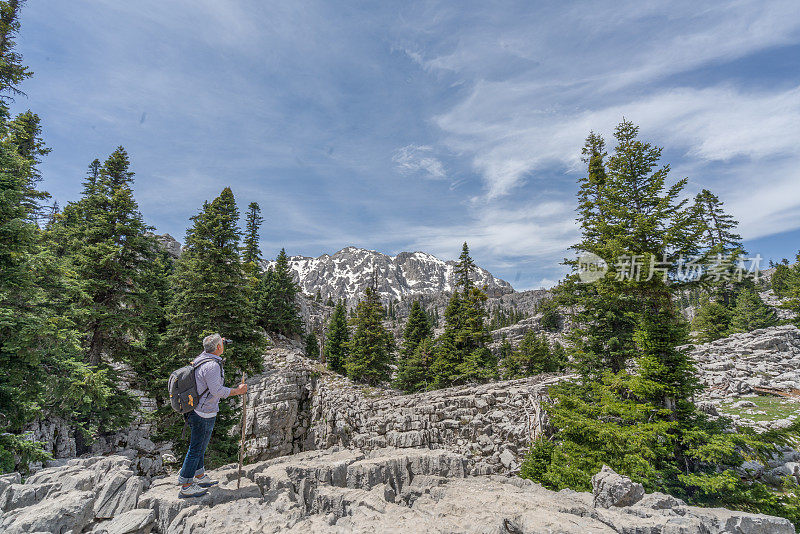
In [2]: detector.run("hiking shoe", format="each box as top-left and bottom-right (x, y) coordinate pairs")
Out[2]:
(178, 482), (208, 498)
(194, 473), (218, 487)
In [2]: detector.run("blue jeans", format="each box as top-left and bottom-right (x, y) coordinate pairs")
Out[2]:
(178, 412), (216, 483)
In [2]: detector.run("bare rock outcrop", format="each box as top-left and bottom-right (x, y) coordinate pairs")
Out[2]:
(689, 325), (800, 398)
(0, 455), (147, 534)
(592, 465), (645, 508)
(2, 446), (794, 533)
(241, 346), (561, 474)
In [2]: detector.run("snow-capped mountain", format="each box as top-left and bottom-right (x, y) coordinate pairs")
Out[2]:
(263, 246), (514, 303)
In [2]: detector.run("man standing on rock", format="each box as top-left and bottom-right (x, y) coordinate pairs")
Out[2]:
(178, 333), (248, 498)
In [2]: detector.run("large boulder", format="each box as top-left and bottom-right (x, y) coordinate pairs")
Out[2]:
(591, 465), (645, 508)
(0, 472), (21, 496)
(94, 470), (144, 519)
(0, 489), (95, 533)
(91, 508), (156, 534)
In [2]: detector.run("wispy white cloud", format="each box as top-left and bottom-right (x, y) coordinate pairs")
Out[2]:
(437, 83), (800, 188)
(392, 144), (447, 179)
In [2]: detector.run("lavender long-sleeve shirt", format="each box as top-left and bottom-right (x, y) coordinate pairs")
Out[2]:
(192, 352), (231, 416)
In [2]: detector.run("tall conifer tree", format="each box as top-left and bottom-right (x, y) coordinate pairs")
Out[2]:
(0, 1), (128, 468)
(691, 296), (731, 343)
(558, 132), (636, 376)
(0, 58), (54, 468)
(346, 286), (394, 384)
(256, 248), (303, 337)
(324, 300), (349, 374)
(242, 201), (263, 267)
(430, 243), (494, 387)
(394, 300), (433, 392)
(394, 338), (435, 393)
(728, 287), (777, 333)
(691, 189), (744, 306)
(502, 330), (562, 378)
(521, 121), (798, 524)
(304, 331), (320, 360)
(166, 187), (264, 375)
(61, 148), (158, 367)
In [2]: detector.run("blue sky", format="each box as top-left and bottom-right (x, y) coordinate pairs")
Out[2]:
(12, 0), (800, 290)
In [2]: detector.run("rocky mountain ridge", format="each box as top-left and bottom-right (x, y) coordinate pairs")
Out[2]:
(263, 246), (514, 304)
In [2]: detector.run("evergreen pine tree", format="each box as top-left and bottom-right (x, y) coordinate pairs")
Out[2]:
(430, 243), (494, 387)
(429, 332), (459, 389)
(537, 298), (561, 332)
(497, 337), (513, 373)
(304, 331), (320, 360)
(503, 330), (562, 378)
(691, 189), (744, 306)
(62, 148), (159, 367)
(166, 187), (264, 374)
(346, 286), (394, 384)
(771, 263), (792, 298)
(781, 256), (800, 327)
(255, 248), (303, 337)
(394, 300), (433, 392)
(0, 2), (129, 469)
(242, 201), (263, 266)
(325, 295), (334, 307)
(728, 287), (777, 333)
(401, 300), (432, 356)
(521, 121), (800, 526)
(692, 189), (743, 258)
(558, 132), (638, 377)
(393, 338), (435, 393)
(0, 0), (30, 101)
(551, 342), (567, 369)
(324, 300), (349, 374)
(692, 296), (731, 343)
(454, 242), (476, 289)
(132, 248), (175, 388)
(0, 79), (55, 469)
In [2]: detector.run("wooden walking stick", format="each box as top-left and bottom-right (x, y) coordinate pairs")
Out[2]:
(237, 373), (247, 489)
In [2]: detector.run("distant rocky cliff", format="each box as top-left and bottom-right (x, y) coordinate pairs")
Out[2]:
(263, 246), (514, 304)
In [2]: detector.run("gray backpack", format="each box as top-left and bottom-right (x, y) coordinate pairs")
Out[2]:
(168, 357), (218, 414)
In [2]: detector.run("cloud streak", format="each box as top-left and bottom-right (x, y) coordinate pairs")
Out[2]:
(392, 144), (447, 179)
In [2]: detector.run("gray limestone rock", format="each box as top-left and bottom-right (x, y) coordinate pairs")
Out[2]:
(137, 475), (262, 533)
(91, 508), (156, 534)
(3, 448), (796, 534)
(0, 489), (95, 534)
(94, 470), (143, 519)
(0, 472), (21, 496)
(591, 465), (645, 508)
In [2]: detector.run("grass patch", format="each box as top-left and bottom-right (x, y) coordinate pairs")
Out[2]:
(717, 394), (800, 422)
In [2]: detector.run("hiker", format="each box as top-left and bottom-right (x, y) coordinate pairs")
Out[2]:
(177, 333), (248, 498)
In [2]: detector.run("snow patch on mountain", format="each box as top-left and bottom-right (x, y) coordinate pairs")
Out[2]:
(263, 247), (513, 303)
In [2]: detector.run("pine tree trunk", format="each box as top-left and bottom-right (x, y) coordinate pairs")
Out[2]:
(88, 329), (103, 366)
